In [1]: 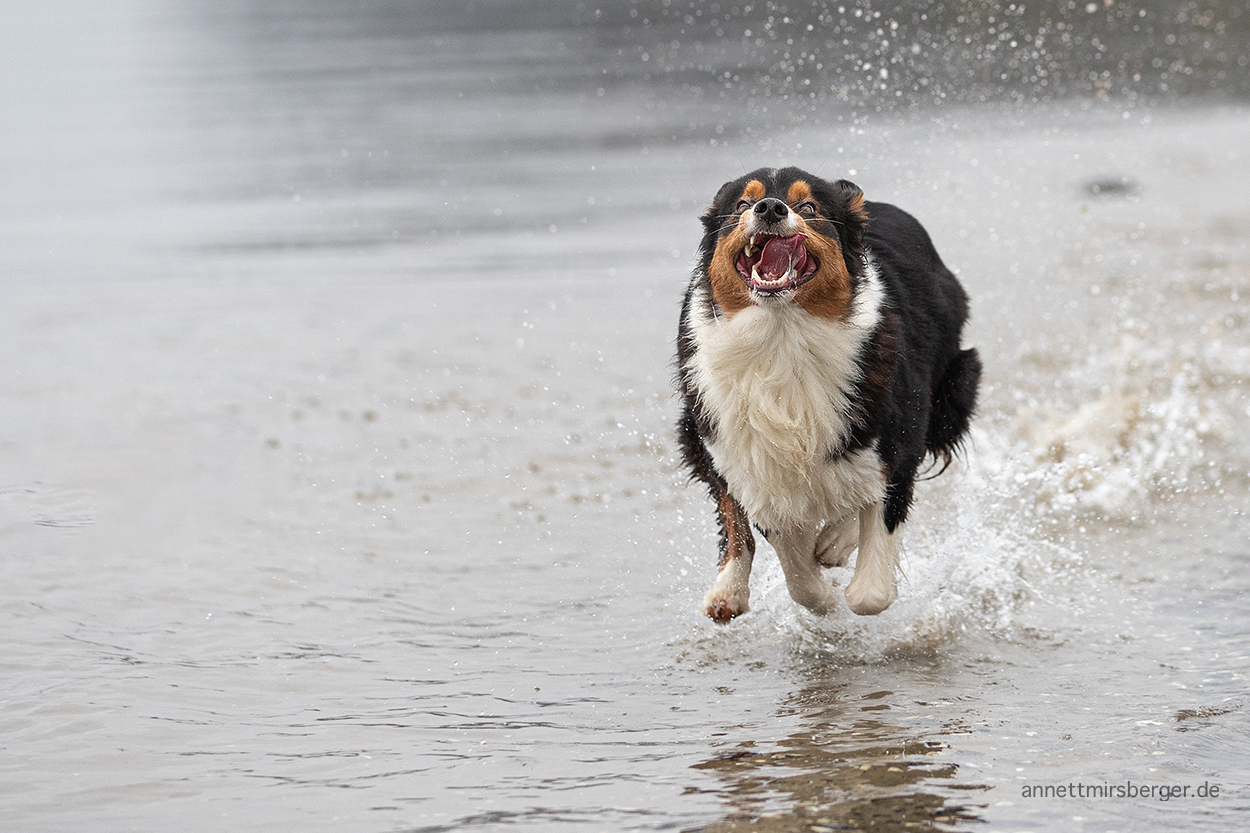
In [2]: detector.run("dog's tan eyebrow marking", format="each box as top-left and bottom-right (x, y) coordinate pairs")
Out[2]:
(787, 181), (813, 205)
(740, 180), (766, 203)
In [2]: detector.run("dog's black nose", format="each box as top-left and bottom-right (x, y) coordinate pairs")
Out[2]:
(753, 198), (789, 223)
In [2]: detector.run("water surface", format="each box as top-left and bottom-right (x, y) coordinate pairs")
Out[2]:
(2, 2), (1248, 831)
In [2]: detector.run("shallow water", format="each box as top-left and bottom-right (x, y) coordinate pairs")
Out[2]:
(2, 3), (1249, 832)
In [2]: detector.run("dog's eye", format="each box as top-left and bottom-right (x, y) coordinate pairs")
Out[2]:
(797, 202), (818, 217)
(735, 200), (753, 212)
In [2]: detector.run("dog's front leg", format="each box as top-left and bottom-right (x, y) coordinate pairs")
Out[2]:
(844, 501), (899, 615)
(773, 526), (840, 615)
(814, 515), (858, 567)
(701, 492), (755, 623)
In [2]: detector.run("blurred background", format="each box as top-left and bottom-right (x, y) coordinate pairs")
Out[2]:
(3, 0), (1248, 284)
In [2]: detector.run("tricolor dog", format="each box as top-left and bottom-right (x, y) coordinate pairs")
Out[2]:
(676, 167), (981, 622)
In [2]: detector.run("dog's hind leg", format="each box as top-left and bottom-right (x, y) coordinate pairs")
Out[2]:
(844, 501), (899, 615)
(701, 491), (755, 623)
(774, 526), (841, 615)
(815, 515), (858, 568)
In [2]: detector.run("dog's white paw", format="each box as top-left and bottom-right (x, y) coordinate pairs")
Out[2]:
(843, 502), (899, 615)
(844, 573), (897, 615)
(701, 590), (749, 623)
(780, 572), (841, 616)
(791, 584), (841, 616)
(701, 545), (753, 624)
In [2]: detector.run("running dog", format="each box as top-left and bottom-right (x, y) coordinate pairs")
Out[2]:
(676, 167), (980, 622)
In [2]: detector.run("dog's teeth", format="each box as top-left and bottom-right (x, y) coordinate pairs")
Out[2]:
(751, 266), (762, 284)
(745, 243), (755, 257)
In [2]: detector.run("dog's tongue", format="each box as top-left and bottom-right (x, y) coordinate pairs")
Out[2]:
(758, 234), (808, 280)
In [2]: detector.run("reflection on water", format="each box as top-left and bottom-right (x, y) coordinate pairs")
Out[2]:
(694, 724), (985, 831)
(687, 660), (994, 832)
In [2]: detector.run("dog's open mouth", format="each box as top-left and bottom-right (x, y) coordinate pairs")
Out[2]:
(734, 233), (819, 294)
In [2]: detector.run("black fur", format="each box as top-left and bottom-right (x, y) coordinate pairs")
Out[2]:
(854, 200), (981, 529)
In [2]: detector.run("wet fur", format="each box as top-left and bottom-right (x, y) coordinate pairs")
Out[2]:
(676, 167), (981, 622)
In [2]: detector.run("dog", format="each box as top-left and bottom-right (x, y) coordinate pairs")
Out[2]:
(676, 167), (981, 622)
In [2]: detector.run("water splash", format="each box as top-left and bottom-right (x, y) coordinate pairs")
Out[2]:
(678, 317), (1249, 663)
(1014, 328), (1249, 524)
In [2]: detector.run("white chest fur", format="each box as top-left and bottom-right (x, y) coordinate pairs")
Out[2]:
(686, 267), (886, 529)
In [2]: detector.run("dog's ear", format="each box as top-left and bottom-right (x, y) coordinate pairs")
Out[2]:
(832, 179), (868, 276)
(698, 178), (743, 265)
(700, 202), (722, 237)
(701, 178), (747, 233)
(698, 203), (724, 267)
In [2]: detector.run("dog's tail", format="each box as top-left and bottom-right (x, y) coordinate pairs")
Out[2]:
(925, 347), (982, 472)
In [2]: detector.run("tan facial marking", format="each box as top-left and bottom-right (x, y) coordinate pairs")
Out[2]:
(708, 219), (753, 316)
(792, 181), (860, 320)
(793, 231), (853, 320)
(706, 180), (767, 316)
(787, 180), (813, 206)
(706, 178), (857, 320)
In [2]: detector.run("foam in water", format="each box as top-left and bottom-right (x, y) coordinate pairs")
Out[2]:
(720, 434), (1082, 663)
(679, 320), (1249, 662)
(1015, 327), (1249, 524)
